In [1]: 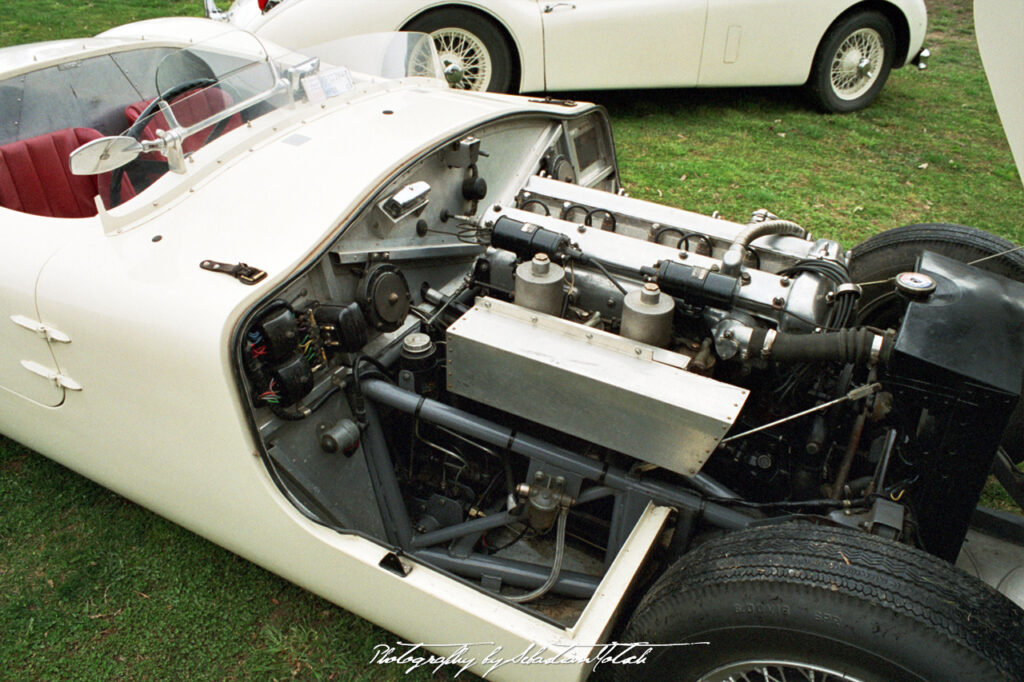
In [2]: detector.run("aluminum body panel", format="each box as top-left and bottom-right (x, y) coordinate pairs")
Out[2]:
(446, 297), (748, 475)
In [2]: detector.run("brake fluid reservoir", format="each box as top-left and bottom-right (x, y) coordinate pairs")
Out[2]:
(621, 283), (674, 347)
(515, 253), (565, 316)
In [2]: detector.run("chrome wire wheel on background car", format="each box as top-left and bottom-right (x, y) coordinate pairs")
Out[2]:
(432, 27), (491, 91)
(406, 9), (514, 93)
(830, 28), (885, 102)
(700, 661), (863, 682)
(808, 11), (895, 113)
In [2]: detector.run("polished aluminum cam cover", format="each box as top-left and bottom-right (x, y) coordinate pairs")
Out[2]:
(445, 297), (748, 476)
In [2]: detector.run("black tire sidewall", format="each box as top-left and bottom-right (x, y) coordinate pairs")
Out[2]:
(851, 227), (1024, 325)
(616, 524), (1023, 682)
(627, 584), (986, 682)
(809, 11), (895, 113)
(406, 9), (514, 93)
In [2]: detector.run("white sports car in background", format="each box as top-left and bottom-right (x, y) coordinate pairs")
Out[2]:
(1, 1), (1023, 680)
(208, 0), (929, 112)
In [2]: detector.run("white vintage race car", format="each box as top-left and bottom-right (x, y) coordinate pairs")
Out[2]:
(1, 1), (1023, 680)
(207, 0), (930, 112)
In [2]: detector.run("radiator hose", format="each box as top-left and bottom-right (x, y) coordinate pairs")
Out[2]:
(749, 327), (891, 365)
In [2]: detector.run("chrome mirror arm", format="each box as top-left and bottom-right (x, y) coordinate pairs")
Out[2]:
(148, 74), (291, 169)
(285, 58), (321, 106)
(203, 0), (228, 21)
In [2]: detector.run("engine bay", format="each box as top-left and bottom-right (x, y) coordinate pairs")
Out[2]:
(234, 108), (1024, 621)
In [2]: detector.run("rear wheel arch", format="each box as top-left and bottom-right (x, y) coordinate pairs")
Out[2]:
(813, 1), (912, 74)
(401, 5), (522, 92)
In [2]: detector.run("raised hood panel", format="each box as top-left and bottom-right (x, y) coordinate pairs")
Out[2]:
(975, 0), (1024, 184)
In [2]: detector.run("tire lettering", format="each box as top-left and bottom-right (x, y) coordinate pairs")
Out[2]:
(733, 602), (791, 616)
(815, 610), (843, 626)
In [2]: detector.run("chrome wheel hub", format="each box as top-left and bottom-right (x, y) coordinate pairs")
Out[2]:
(830, 28), (884, 100)
(431, 28), (492, 91)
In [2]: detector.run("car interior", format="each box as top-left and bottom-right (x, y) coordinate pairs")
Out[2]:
(0, 46), (245, 218)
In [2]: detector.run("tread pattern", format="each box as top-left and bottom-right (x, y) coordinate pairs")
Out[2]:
(850, 223), (1024, 280)
(626, 524), (1024, 681)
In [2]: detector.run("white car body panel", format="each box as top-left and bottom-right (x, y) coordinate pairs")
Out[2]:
(700, 0), (919, 86)
(231, 0), (548, 91)
(0, 20), (658, 678)
(0, 217), (79, 407)
(4, 3), (1022, 677)
(224, 0), (927, 92)
(541, 0), (708, 90)
(975, 0), (1024, 184)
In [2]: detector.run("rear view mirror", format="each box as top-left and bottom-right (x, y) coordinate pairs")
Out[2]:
(69, 136), (143, 175)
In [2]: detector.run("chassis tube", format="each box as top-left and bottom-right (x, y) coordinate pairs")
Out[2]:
(362, 401), (414, 548)
(413, 549), (601, 599)
(410, 509), (521, 549)
(361, 380), (753, 530)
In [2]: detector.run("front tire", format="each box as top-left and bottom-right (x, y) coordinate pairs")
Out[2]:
(808, 11), (895, 112)
(405, 9), (514, 93)
(618, 524), (1024, 681)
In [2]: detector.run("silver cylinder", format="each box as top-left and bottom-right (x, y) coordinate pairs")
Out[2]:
(515, 253), (565, 316)
(621, 283), (674, 347)
(401, 332), (434, 361)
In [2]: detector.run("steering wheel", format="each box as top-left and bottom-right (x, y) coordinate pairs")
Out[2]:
(109, 77), (217, 207)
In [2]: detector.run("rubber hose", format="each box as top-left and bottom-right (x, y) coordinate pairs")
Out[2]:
(767, 328), (884, 365)
(723, 220), (808, 275)
(506, 506), (569, 603)
(735, 219), (808, 247)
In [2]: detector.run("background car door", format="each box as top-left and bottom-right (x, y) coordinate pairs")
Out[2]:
(0, 225), (74, 407)
(698, 0), (845, 86)
(540, 0), (709, 90)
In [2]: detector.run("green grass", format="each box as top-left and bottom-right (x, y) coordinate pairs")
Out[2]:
(594, 1), (1023, 248)
(0, 438), (445, 680)
(0, 0), (203, 45)
(1, 0), (1023, 679)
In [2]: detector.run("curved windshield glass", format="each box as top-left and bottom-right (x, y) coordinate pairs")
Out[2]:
(302, 32), (441, 82)
(115, 30), (286, 199)
(110, 30), (442, 205)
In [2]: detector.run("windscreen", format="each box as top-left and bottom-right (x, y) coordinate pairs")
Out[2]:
(302, 32), (442, 82)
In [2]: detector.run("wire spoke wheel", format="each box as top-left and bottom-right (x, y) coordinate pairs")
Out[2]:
(431, 28), (492, 91)
(407, 41), (439, 79)
(829, 28), (884, 100)
(807, 11), (893, 112)
(702, 661), (864, 682)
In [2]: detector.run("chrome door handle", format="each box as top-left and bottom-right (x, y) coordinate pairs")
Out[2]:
(544, 2), (577, 13)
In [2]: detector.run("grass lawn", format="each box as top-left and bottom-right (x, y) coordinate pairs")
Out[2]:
(1, 0), (1022, 679)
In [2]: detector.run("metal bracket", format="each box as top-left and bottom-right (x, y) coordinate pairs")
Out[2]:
(866, 498), (905, 540)
(21, 360), (82, 391)
(155, 104), (188, 175)
(199, 260), (267, 285)
(527, 96), (578, 107)
(10, 315), (71, 343)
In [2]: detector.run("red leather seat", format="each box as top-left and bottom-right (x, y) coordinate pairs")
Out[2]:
(125, 87), (243, 154)
(0, 127), (135, 218)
